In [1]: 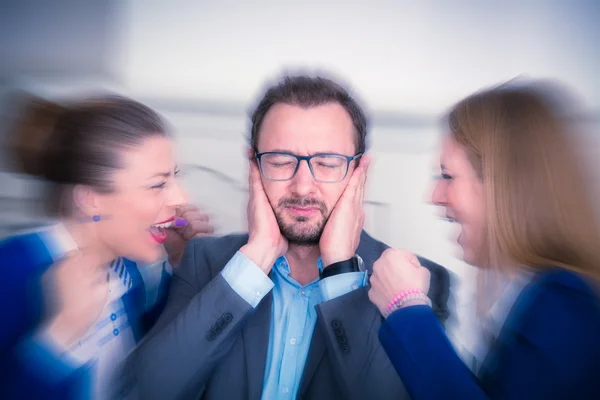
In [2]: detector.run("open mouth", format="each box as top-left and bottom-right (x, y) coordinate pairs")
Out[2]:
(149, 217), (175, 244)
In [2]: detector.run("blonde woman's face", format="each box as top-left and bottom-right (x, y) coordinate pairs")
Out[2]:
(432, 136), (485, 266)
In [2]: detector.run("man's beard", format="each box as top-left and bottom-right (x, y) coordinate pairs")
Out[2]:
(275, 196), (328, 246)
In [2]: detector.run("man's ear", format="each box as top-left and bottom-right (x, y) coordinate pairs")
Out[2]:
(72, 184), (101, 218)
(360, 153), (371, 167)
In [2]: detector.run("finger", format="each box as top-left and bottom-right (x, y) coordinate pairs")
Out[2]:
(248, 158), (264, 196)
(419, 266), (431, 282)
(367, 287), (376, 302)
(179, 209), (210, 224)
(358, 154), (371, 171)
(358, 157), (370, 204)
(402, 251), (421, 268)
(175, 204), (200, 215)
(337, 167), (363, 206)
(381, 247), (397, 260)
(346, 155), (371, 199)
(182, 221), (214, 240)
(346, 163), (363, 193)
(373, 257), (386, 273)
(194, 232), (213, 238)
(369, 271), (380, 288)
(172, 217), (188, 228)
(356, 169), (367, 206)
(393, 248), (413, 260)
(353, 170), (364, 205)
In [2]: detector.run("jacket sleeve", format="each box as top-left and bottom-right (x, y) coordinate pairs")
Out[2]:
(115, 238), (268, 400)
(378, 279), (600, 400)
(0, 235), (92, 399)
(313, 287), (410, 399)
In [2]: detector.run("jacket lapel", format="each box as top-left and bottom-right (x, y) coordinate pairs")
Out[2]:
(298, 315), (327, 396)
(298, 231), (384, 396)
(243, 291), (273, 400)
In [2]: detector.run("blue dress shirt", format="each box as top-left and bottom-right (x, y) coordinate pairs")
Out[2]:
(221, 251), (367, 400)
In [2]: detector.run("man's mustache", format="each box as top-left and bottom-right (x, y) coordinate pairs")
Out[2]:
(278, 197), (327, 214)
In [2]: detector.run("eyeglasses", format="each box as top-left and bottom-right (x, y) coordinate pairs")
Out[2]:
(255, 151), (362, 183)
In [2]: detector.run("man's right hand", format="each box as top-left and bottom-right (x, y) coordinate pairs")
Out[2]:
(240, 155), (288, 274)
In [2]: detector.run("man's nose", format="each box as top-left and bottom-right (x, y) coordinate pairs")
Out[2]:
(289, 160), (317, 197)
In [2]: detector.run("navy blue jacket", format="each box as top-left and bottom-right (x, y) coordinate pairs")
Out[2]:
(379, 269), (600, 399)
(0, 229), (171, 399)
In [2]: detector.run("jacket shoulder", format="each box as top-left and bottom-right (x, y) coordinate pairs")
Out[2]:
(0, 232), (53, 344)
(0, 231), (54, 273)
(185, 232), (250, 275)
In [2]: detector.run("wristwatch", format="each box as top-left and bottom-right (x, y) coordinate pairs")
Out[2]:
(320, 255), (364, 280)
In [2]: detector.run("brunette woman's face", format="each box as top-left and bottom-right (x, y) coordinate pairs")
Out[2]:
(90, 135), (187, 263)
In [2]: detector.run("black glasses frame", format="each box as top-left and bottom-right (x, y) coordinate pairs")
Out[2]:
(254, 151), (363, 182)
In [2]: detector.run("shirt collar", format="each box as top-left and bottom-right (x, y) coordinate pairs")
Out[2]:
(274, 256), (325, 274)
(273, 255), (324, 287)
(485, 270), (534, 339)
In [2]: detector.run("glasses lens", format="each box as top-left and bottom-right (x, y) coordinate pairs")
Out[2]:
(260, 153), (299, 180)
(310, 155), (348, 182)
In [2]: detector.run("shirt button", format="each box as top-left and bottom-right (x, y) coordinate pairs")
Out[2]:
(290, 338), (297, 345)
(300, 290), (306, 296)
(351, 284), (359, 290)
(282, 387), (289, 393)
(256, 291), (262, 297)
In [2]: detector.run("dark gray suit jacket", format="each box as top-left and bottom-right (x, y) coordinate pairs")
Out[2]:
(117, 231), (450, 400)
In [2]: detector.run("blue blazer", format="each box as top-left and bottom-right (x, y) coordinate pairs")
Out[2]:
(379, 269), (600, 399)
(0, 228), (172, 399)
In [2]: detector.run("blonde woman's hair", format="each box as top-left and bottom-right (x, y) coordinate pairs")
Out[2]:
(447, 80), (600, 308)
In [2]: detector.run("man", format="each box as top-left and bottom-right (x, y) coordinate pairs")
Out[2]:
(119, 75), (450, 399)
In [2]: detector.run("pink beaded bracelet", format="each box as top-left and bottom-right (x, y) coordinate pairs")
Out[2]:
(386, 289), (422, 312)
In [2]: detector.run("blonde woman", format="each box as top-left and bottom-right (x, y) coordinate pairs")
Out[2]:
(368, 81), (600, 399)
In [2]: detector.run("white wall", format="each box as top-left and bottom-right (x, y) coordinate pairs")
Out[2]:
(121, 0), (600, 113)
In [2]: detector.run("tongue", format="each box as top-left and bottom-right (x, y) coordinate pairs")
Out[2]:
(150, 226), (166, 238)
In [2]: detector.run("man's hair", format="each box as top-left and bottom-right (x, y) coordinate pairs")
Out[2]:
(249, 74), (368, 154)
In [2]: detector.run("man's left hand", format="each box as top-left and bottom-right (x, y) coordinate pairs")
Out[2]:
(164, 205), (214, 267)
(319, 155), (370, 267)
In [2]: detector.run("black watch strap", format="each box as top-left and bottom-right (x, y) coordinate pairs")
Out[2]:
(320, 256), (360, 280)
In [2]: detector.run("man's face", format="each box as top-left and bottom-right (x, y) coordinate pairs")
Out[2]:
(255, 103), (358, 245)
